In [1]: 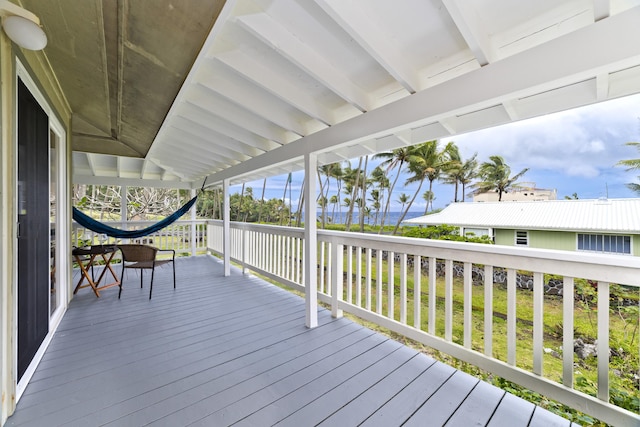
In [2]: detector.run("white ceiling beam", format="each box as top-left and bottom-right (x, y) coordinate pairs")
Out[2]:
(140, 159), (150, 179)
(165, 126), (252, 162)
(596, 73), (610, 100)
(189, 85), (292, 145)
(502, 99), (520, 120)
(181, 102), (280, 152)
(315, 0), (420, 93)
(206, 6), (640, 184)
(443, 0), (496, 66)
(236, 13), (371, 112)
(86, 153), (97, 176)
(215, 52), (335, 126)
(172, 116), (264, 157)
(594, 0), (610, 21)
(197, 75), (309, 137)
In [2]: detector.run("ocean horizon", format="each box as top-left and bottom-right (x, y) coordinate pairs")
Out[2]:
(312, 210), (424, 225)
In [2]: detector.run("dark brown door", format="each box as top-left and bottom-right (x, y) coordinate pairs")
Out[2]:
(17, 79), (49, 380)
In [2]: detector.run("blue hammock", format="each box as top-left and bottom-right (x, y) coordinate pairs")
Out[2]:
(72, 196), (198, 239)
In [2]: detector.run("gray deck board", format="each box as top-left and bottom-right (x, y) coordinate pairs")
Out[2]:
(7, 255), (576, 427)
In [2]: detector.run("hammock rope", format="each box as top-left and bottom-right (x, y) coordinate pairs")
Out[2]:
(73, 196), (198, 239)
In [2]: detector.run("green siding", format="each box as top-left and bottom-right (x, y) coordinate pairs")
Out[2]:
(494, 229), (515, 246)
(529, 230), (576, 251)
(494, 229), (639, 255)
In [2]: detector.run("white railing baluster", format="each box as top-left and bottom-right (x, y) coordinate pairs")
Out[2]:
(597, 281), (610, 402)
(346, 245), (353, 304)
(507, 268), (517, 366)
(366, 248), (372, 311)
(356, 247), (362, 307)
(533, 272), (544, 375)
(484, 265), (493, 358)
(400, 253), (407, 324)
(428, 257), (436, 335)
(562, 276), (574, 387)
(376, 251), (383, 314)
(319, 241), (325, 294)
(463, 262), (472, 348)
(326, 242), (333, 297)
(414, 255), (421, 329)
(331, 243), (343, 318)
(388, 251), (395, 320)
(445, 259), (453, 341)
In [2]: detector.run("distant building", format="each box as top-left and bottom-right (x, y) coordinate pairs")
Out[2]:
(472, 182), (557, 202)
(404, 198), (640, 256)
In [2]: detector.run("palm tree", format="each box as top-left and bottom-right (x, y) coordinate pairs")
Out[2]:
(473, 155), (529, 201)
(422, 190), (434, 214)
(397, 193), (409, 213)
(459, 154), (478, 202)
(374, 147), (411, 233)
(441, 143), (478, 203)
(616, 142), (640, 194)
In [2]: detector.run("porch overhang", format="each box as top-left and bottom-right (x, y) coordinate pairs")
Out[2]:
(22, 0), (640, 188)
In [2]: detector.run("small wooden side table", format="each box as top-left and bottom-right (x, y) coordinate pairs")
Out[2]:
(73, 245), (121, 297)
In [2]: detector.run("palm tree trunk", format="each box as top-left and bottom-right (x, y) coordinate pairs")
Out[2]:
(257, 178), (266, 222)
(393, 179), (425, 235)
(295, 178), (305, 227)
(317, 169), (326, 228)
(359, 155), (369, 232)
(379, 160), (403, 234)
(345, 157), (363, 231)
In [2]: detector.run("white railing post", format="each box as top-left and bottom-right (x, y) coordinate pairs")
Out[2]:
(120, 185), (128, 242)
(223, 179), (231, 277)
(331, 243), (343, 318)
(304, 152), (318, 328)
(190, 188), (197, 256)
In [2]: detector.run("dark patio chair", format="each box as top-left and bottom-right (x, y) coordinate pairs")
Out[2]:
(117, 244), (175, 299)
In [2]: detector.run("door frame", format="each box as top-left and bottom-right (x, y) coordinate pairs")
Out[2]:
(14, 59), (69, 401)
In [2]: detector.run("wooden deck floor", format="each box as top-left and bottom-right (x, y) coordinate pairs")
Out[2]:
(8, 255), (577, 426)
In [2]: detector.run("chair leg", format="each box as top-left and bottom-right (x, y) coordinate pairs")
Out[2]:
(140, 270), (143, 288)
(118, 266), (125, 299)
(173, 261), (176, 289)
(149, 267), (155, 300)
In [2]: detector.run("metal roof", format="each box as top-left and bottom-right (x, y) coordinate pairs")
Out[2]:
(404, 199), (640, 233)
(25, 0), (640, 188)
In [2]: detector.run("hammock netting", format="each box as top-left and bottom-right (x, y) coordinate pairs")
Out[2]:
(72, 196), (198, 239)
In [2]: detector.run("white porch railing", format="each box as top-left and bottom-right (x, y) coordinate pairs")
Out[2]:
(72, 220), (208, 256)
(207, 220), (640, 427)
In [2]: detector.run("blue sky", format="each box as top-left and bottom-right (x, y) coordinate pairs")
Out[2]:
(232, 93), (640, 212)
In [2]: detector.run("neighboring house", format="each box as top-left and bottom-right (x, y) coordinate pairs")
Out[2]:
(404, 198), (640, 256)
(472, 182), (557, 202)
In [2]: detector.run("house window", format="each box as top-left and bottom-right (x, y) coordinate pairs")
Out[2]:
(515, 230), (529, 246)
(577, 234), (631, 255)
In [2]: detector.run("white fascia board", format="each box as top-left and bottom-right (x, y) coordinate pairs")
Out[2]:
(204, 7), (640, 186)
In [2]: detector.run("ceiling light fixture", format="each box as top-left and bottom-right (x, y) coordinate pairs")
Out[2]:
(0, 0), (46, 51)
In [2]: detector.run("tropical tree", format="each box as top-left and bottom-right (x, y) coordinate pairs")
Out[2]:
(397, 193), (410, 213)
(459, 154), (478, 202)
(391, 141), (439, 234)
(616, 141), (640, 194)
(441, 143), (478, 203)
(373, 147), (411, 233)
(473, 155), (529, 201)
(422, 190), (434, 214)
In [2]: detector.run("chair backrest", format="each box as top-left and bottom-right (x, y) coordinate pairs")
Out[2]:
(118, 244), (158, 262)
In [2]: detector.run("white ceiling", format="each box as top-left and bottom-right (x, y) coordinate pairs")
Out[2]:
(72, 0), (640, 189)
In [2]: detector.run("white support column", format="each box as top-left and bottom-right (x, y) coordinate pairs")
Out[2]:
(190, 188), (197, 256)
(120, 186), (127, 241)
(223, 179), (231, 277)
(304, 153), (318, 328)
